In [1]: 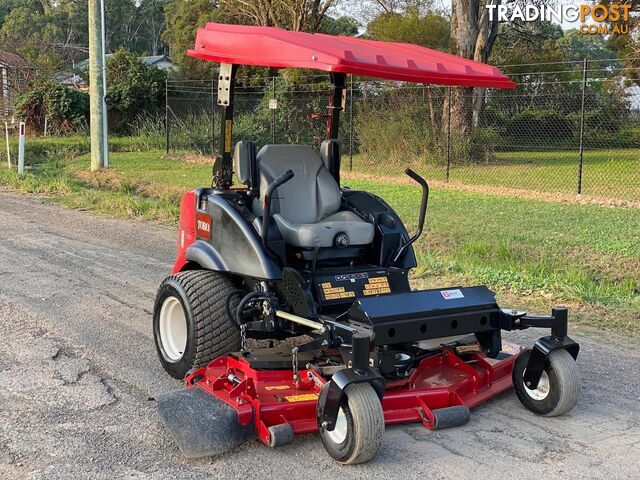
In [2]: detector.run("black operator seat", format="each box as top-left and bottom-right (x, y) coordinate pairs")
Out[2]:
(249, 144), (374, 248)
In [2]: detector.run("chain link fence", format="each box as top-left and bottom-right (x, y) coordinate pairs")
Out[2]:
(165, 59), (640, 202)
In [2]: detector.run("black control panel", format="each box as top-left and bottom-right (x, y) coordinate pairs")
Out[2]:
(314, 268), (392, 305)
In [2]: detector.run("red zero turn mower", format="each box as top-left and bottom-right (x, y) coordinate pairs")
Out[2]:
(153, 24), (581, 465)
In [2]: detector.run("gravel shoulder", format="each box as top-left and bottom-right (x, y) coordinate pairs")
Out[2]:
(0, 191), (638, 480)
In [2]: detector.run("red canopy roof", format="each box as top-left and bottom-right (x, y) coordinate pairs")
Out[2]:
(188, 23), (515, 89)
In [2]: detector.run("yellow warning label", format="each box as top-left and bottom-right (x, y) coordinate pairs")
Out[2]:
(363, 287), (391, 296)
(265, 385), (290, 391)
(368, 276), (388, 284)
(324, 291), (355, 300)
(323, 287), (345, 294)
(321, 282), (332, 288)
(284, 393), (319, 402)
(365, 282), (389, 289)
(224, 120), (232, 153)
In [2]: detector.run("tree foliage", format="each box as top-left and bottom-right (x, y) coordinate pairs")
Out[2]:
(0, 0), (171, 74)
(218, 0), (339, 31)
(105, 49), (167, 133)
(161, 0), (221, 79)
(319, 15), (359, 36)
(366, 7), (449, 50)
(15, 81), (89, 134)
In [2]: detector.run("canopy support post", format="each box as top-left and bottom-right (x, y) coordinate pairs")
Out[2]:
(214, 63), (238, 189)
(326, 72), (346, 184)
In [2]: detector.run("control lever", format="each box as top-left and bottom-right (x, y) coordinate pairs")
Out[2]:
(392, 168), (429, 264)
(262, 170), (295, 253)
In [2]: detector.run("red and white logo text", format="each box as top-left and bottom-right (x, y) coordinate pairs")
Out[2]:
(196, 213), (212, 238)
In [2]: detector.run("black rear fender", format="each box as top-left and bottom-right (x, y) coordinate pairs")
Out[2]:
(187, 190), (282, 280)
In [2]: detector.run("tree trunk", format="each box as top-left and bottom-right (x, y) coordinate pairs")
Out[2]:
(449, 0), (500, 133)
(448, 87), (474, 134)
(449, 0), (478, 134)
(472, 87), (485, 128)
(471, 0), (500, 128)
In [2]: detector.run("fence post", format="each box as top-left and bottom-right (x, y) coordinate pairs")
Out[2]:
(211, 77), (216, 157)
(4, 122), (10, 168)
(446, 87), (452, 182)
(165, 78), (170, 154)
(271, 76), (276, 143)
(17, 121), (25, 174)
(349, 74), (353, 171)
(577, 58), (587, 195)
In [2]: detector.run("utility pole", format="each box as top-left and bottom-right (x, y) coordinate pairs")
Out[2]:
(100, 0), (109, 168)
(88, 0), (108, 171)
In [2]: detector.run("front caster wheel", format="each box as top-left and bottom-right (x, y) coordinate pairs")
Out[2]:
(513, 348), (581, 417)
(318, 383), (384, 465)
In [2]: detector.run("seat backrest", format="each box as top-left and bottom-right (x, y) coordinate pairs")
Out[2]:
(233, 141), (258, 193)
(319, 139), (340, 183)
(254, 144), (341, 224)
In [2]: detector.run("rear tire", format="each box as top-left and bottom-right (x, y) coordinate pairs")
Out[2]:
(513, 348), (581, 417)
(153, 270), (240, 379)
(318, 383), (384, 465)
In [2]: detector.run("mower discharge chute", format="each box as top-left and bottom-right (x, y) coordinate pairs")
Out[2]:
(153, 23), (581, 465)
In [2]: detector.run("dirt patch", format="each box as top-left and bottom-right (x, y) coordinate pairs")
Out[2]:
(342, 171), (640, 209)
(561, 248), (640, 285)
(75, 169), (184, 201)
(131, 180), (184, 200)
(172, 153), (215, 165)
(75, 169), (126, 189)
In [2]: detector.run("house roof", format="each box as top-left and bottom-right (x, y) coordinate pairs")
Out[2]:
(75, 54), (175, 72)
(0, 51), (28, 68)
(188, 23), (516, 89)
(141, 55), (173, 65)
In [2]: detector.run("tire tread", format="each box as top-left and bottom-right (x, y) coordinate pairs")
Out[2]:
(343, 383), (385, 465)
(546, 349), (581, 417)
(159, 270), (240, 373)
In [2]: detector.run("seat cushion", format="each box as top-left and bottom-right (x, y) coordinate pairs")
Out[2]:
(273, 211), (375, 248)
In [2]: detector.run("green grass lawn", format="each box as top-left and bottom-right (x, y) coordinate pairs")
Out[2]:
(347, 148), (640, 200)
(1, 146), (639, 336)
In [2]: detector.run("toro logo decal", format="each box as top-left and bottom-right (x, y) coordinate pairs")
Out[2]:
(196, 213), (212, 239)
(441, 289), (464, 300)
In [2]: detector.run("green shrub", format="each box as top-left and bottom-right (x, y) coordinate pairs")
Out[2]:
(468, 128), (499, 163)
(505, 109), (575, 142)
(15, 82), (89, 134)
(355, 100), (442, 164)
(106, 49), (166, 134)
(447, 128), (498, 164)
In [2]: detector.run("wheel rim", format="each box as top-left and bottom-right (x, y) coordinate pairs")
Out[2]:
(524, 370), (551, 401)
(326, 407), (348, 444)
(159, 296), (188, 361)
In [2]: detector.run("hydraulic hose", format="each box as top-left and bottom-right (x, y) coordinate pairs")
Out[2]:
(234, 291), (273, 327)
(225, 289), (247, 327)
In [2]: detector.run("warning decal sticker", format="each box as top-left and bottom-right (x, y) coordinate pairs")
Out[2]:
(441, 289), (464, 300)
(284, 393), (319, 402)
(265, 385), (290, 391)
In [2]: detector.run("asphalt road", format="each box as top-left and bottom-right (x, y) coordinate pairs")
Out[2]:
(0, 190), (638, 480)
